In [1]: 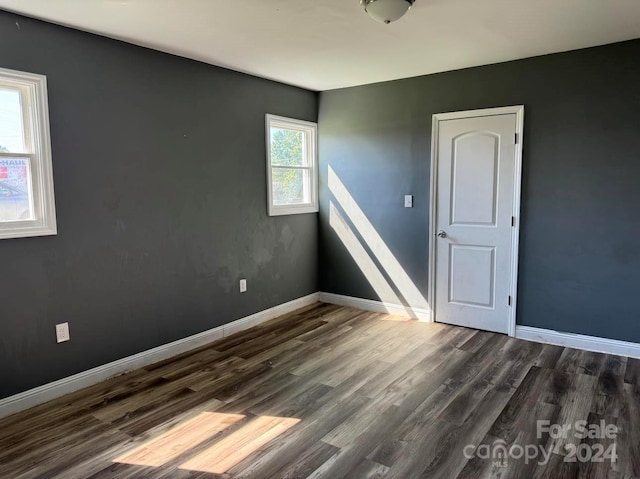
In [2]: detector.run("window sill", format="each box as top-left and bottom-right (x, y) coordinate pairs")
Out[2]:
(268, 204), (319, 216)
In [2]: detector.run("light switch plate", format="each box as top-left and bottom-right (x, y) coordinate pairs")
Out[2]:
(404, 195), (413, 208)
(240, 279), (247, 293)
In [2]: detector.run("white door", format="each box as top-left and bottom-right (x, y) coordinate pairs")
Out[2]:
(432, 109), (522, 334)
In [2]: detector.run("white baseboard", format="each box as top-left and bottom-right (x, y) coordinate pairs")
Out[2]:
(0, 292), (320, 419)
(319, 293), (639, 358)
(319, 292), (432, 322)
(516, 325), (640, 359)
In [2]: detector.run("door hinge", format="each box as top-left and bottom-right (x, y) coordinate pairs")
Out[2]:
(514, 133), (518, 144)
(511, 216), (516, 227)
(508, 295), (512, 306)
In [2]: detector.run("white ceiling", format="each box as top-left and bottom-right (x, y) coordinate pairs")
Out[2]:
(1, 0), (639, 91)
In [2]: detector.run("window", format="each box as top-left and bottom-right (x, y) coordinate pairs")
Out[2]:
(0, 67), (56, 239)
(266, 114), (318, 216)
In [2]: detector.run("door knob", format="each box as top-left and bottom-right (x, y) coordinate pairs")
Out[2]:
(437, 230), (447, 238)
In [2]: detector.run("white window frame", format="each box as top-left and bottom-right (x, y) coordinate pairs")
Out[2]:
(0, 67), (57, 240)
(266, 114), (318, 216)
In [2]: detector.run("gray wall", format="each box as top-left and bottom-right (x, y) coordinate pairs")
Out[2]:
(0, 11), (318, 399)
(319, 39), (640, 343)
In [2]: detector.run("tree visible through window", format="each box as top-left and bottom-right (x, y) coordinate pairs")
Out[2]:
(271, 127), (305, 205)
(266, 115), (318, 216)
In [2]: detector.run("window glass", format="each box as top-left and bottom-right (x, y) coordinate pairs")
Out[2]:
(270, 127), (305, 166)
(0, 88), (26, 154)
(0, 157), (33, 222)
(272, 168), (306, 205)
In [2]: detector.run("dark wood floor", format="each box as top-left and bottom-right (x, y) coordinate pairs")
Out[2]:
(1, 303), (639, 479)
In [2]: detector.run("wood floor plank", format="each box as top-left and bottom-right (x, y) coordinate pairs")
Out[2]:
(367, 365), (471, 466)
(532, 343), (565, 370)
(142, 347), (228, 380)
(288, 315), (397, 378)
(241, 376), (333, 418)
(308, 405), (408, 479)
(436, 346), (520, 426)
(216, 370), (301, 409)
(1, 304), (639, 479)
(1, 415), (121, 471)
(354, 342), (465, 399)
(0, 372), (163, 447)
(346, 458), (390, 479)
(457, 329), (496, 353)
(624, 358), (640, 387)
(448, 327), (482, 350)
(543, 371), (598, 456)
(322, 394), (407, 449)
(487, 366), (550, 439)
(58, 397), (227, 479)
(577, 411), (618, 479)
(256, 322), (354, 372)
(555, 347), (585, 375)
(592, 354), (627, 418)
(0, 412), (106, 463)
(94, 412), (259, 479)
(219, 320), (324, 361)
(262, 440), (340, 479)
(91, 379), (198, 424)
(378, 416), (457, 478)
(229, 395), (368, 479)
(530, 450), (579, 479)
(617, 383), (640, 477)
(114, 411), (245, 467)
(418, 390), (514, 479)
(461, 400), (559, 479)
(454, 432), (503, 479)
(12, 424), (131, 479)
(178, 415), (300, 474)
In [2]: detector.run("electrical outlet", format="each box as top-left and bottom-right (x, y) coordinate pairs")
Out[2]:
(404, 195), (413, 208)
(239, 279), (247, 293)
(56, 322), (70, 343)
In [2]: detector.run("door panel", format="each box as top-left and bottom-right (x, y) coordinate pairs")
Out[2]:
(449, 244), (495, 308)
(435, 113), (517, 334)
(450, 132), (499, 226)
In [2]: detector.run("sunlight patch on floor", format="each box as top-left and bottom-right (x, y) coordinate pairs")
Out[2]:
(114, 412), (245, 467)
(114, 412), (300, 474)
(179, 415), (300, 474)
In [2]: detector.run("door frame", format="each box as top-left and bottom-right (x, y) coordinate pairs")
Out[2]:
(428, 105), (525, 337)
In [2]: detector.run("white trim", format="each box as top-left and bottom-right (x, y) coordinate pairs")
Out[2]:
(428, 105), (524, 337)
(516, 326), (640, 360)
(0, 66), (57, 240)
(0, 293), (320, 419)
(509, 108), (525, 337)
(265, 114), (319, 216)
(319, 292), (432, 321)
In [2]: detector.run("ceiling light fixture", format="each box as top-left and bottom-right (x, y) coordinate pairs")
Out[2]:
(360, 0), (415, 24)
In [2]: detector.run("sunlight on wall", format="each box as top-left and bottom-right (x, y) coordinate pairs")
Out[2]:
(329, 201), (406, 311)
(328, 166), (431, 317)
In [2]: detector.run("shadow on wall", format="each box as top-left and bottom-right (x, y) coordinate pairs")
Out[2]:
(327, 166), (431, 320)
